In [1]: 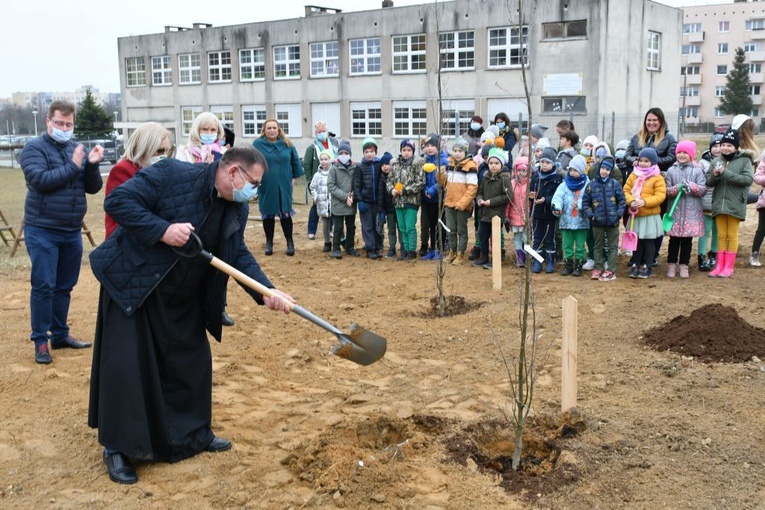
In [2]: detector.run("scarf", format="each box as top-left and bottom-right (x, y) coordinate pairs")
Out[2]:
(187, 143), (222, 163)
(538, 168), (558, 181)
(565, 172), (587, 191)
(630, 164), (660, 200)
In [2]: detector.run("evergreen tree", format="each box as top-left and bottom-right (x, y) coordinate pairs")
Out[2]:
(719, 47), (753, 116)
(74, 90), (113, 138)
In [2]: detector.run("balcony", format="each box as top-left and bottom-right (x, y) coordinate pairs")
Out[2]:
(749, 51), (765, 62)
(683, 95), (701, 107)
(751, 73), (764, 83)
(753, 95), (763, 106)
(685, 73), (702, 85)
(688, 31), (705, 43)
(686, 53), (703, 64)
(752, 29), (765, 40)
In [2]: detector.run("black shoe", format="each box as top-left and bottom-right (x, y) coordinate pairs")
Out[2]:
(572, 261), (583, 277)
(482, 262), (493, 270)
(629, 265), (639, 279)
(35, 343), (52, 364)
(385, 248), (396, 259)
(221, 311), (235, 327)
(323, 242), (331, 253)
(330, 250), (342, 259)
(468, 246), (481, 261)
(367, 250), (380, 259)
(472, 259), (489, 267)
(50, 336), (91, 349)
(286, 239), (295, 256)
(265, 241), (273, 256)
(561, 259), (573, 276)
(103, 451), (138, 484)
(346, 249), (361, 257)
(418, 245), (428, 257)
(637, 265), (652, 279)
(205, 436), (232, 452)
(698, 255), (711, 272)
(406, 250), (417, 260)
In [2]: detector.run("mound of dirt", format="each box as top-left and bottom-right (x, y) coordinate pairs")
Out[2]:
(643, 304), (765, 363)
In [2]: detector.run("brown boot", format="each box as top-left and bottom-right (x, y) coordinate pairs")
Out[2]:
(452, 251), (465, 266)
(444, 250), (456, 263)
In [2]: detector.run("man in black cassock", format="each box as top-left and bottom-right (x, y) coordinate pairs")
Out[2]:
(88, 146), (293, 484)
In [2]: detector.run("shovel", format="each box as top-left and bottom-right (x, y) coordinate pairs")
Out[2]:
(621, 211), (638, 252)
(662, 186), (684, 232)
(177, 233), (386, 366)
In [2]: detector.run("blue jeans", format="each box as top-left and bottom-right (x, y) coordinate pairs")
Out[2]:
(26, 225), (83, 344)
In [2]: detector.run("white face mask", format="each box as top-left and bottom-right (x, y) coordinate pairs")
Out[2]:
(149, 155), (167, 165)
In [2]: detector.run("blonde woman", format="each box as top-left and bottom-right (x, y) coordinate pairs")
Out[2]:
(176, 112), (225, 163)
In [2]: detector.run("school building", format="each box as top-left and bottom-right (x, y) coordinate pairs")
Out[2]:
(115, 0), (681, 154)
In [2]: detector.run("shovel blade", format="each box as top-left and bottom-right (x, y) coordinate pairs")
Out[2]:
(662, 214), (674, 232)
(331, 323), (387, 366)
(621, 231), (638, 251)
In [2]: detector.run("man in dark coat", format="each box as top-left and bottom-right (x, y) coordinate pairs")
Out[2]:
(88, 146), (294, 484)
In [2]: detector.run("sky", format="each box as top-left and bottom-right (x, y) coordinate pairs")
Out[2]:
(0, 0), (724, 98)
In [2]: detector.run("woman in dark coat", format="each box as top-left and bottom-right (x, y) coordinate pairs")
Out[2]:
(252, 119), (304, 256)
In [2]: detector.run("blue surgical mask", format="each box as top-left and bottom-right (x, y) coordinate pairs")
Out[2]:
(337, 154), (351, 165)
(470, 122), (481, 131)
(316, 132), (328, 142)
(200, 133), (218, 145)
(232, 168), (259, 203)
(51, 127), (73, 143)
(580, 148), (591, 157)
(495, 122), (506, 130)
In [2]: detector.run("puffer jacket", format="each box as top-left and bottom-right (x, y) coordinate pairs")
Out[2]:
(529, 169), (562, 220)
(310, 168), (331, 218)
(387, 155), (425, 209)
(505, 173), (529, 227)
(353, 157), (379, 206)
(700, 153), (715, 212)
(20, 133), (103, 230)
(623, 170), (666, 217)
(477, 171), (512, 222)
(437, 156), (478, 211)
(707, 150), (755, 220)
(376, 169), (396, 214)
(582, 177), (626, 228)
(753, 158), (765, 210)
(327, 160), (357, 216)
(89, 159), (272, 341)
(552, 179), (590, 230)
(624, 131), (678, 172)
(556, 148), (577, 178)
(422, 150), (447, 204)
(664, 161), (707, 237)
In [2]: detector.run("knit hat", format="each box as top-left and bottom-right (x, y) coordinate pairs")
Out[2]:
(638, 147), (659, 165)
(731, 114), (751, 130)
(514, 156), (529, 170)
(337, 140), (352, 155)
(487, 147), (507, 165)
(676, 140), (697, 158)
(615, 139), (630, 151)
(319, 148), (334, 160)
(709, 133), (724, 150)
(530, 124), (548, 139)
(721, 129), (740, 149)
(480, 144), (493, 159)
(362, 137), (377, 152)
(479, 131), (495, 144)
(379, 151), (393, 166)
(452, 136), (469, 153)
(568, 155), (587, 175)
(540, 147), (557, 163)
(486, 125), (500, 137)
(535, 137), (550, 149)
(400, 139), (416, 152)
(423, 133), (440, 147)
(582, 135), (599, 147)
(600, 156), (615, 171)
(493, 136), (505, 149)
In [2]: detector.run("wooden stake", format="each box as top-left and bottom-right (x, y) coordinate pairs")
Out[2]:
(561, 295), (578, 412)
(491, 216), (501, 291)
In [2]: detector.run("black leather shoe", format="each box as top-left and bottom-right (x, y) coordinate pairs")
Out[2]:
(50, 336), (91, 349)
(205, 436), (232, 452)
(286, 239), (295, 256)
(265, 241), (273, 256)
(103, 451), (138, 484)
(221, 311), (235, 327)
(35, 343), (52, 364)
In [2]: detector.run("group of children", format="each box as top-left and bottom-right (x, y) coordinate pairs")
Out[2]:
(307, 127), (756, 281)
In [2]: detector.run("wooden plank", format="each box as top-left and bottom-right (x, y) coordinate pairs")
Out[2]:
(561, 295), (578, 412)
(491, 216), (501, 291)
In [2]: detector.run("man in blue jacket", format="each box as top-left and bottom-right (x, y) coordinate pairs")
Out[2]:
(19, 100), (104, 364)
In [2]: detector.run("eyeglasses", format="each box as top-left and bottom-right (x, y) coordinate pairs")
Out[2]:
(238, 167), (260, 188)
(155, 148), (168, 155)
(49, 119), (74, 129)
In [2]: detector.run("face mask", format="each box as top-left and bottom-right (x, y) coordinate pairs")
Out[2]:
(495, 122), (506, 130)
(51, 127), (73, 143)
(200, 133), (218, 145)
(615, 149), (626, 160)
(338, 154), (350, 165)
(232, 168), (259, 203)
(580, 148), (591, 157)
(316, 132), (328, 142)
(470, 122), (481, 131)
(149, 155), (167, 165)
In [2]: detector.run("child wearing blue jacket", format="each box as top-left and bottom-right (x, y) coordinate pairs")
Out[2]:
(530, 147), (563, 273)
(552, 155), (590, 276)
(420, 133), (448, 259)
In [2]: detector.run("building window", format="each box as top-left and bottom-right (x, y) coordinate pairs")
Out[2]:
(744, 42), (762, 53)
(208, 51), (232, 82)
(751, 85), (762, 95)
(151, 56), (172, 86)
(310, 41), (339, 78)
(179, 53), (201, 84)
(542, 20), (587, 39)
(211, 106), (234, 131)
(441, 101), (475, 137)
(752, 109), (760, 117)
(718, 43), (729, 54)
(647, 31), (661, 71)
(392, 34), (426, 73)
(181, 106), (203, 136)
(750, 64), (763, 73)
(126, 57), (146, 87)
(719, 21), (729, 33)
(392, 101), (427, 137)
(717, 65), (728, 75)
(542, 96), (587, 113)
(350, 102), (382, 137)
(682, 107), (698, 118)
(274, 45), (300, 79)
(242, 105), (267, 137)
(681, 65), (700, 75)
(349, 38), (381, 75)
(714, 107), (725, 118)
(682, 44), (700, 55)
(275, 104), (302, 137)
(488, 26), (529, 68)
(715, 86), (726, 97)
(680, 86), (699, 97)
(439, 31), (475, 70)
(746, 19), (765, 31)
(683, 23), (702, 33)
(240, 48), (265, 81)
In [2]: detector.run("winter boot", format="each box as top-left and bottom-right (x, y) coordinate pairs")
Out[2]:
(560, 259), (574, 276)
(750, 251), (761, 267)
(418, 245), (428, 257)
(468, 245), (481, 261)
(397, 250), (408, 261)
(406, 250), (418, 260)
(515, 249), (526, 267)
(532, 257), (543, 273)
(385, 248), (396, 259)
(323, 242), (332, 253)
(679, 264), (690, 278)
(666, 263), (677, 278)
(452, 252), (465, 266)
(708, 251), (717, 269)
(444, 250), (457, 263)
(698, 254), (710, 272)
(286, 238), (295, 256)
(572, 259), (584, 277)
(545, 253), (555, 273)
(709, 251), (726, 277)
(719, 251), (736, 278)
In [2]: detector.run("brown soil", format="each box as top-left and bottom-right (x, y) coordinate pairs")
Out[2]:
(2, 195), (765, 509)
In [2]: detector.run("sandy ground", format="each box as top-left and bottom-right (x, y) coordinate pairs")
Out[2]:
(1, 196), (765, 510)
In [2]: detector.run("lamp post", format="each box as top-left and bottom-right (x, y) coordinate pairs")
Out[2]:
(32, 109), (38, 136)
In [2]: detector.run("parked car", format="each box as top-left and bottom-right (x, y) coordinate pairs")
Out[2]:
(715, 123), (731, 133)
(77, 138), (121, 164)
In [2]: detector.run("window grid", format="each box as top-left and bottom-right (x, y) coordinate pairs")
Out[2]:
(683, 107), (698, 118)
(751, 64), (763, 73)
(719, 21), (729, 33)
(744, 42), (761, 53)
(242, 106), (267, 136)
(393, 103), (427, 137)
(683, 23), (702, 34)
(752, 109), (760, 117)
(181, 106), (203, 136)
(126, 57), (146, 87)
(488, 26), (529, 68)
(276, 110), (290, 134)
(718, 43), (729, 54)
(441, 108), (475, 137)
(179, 53), (201, 84)
(208, 51), (232, 82)
(717, 65), (728, 75)
(647, 31), (661, 71)
(151, 56), (171, 86)
(274, 45), (300, 79)
(392, 34), (427, 73)
(349, 38), (381, 75)
(310, 41), (339, 77)
(715, 86), (726, 97)
(439, 31), (475, 70)
(211, 106), (234, 130)
(751, 85), (761, 95)
(682, 44), (701, 54)
(240, 48), (265, 81)
(350, 103), (382, 137)
(746, 19), (765, 31)
(715, 107), (725, 118)
(681, 65), (700, 75)
(542, 20), (587, 39)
